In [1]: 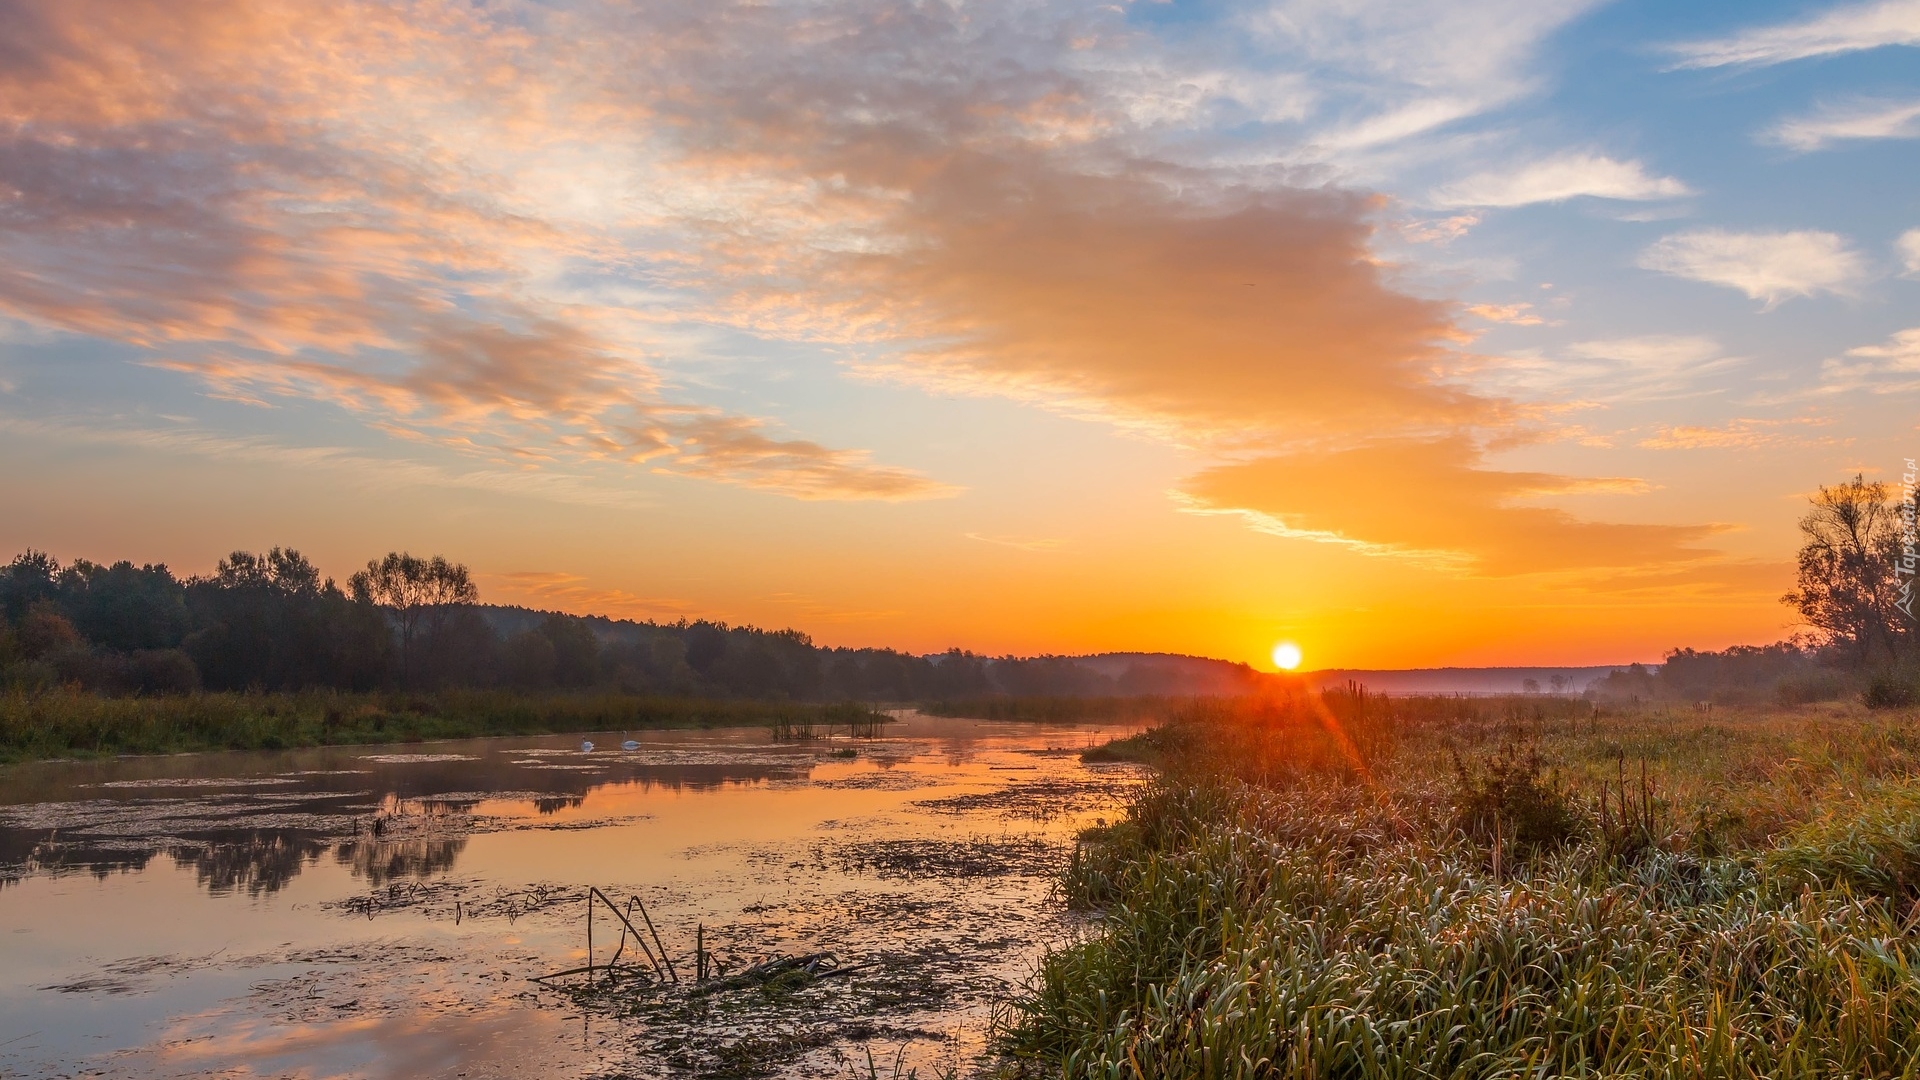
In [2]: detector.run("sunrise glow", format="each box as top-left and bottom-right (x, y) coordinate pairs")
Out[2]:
(0, 0), (1907, 670)
(5, 7), (1915, 1069)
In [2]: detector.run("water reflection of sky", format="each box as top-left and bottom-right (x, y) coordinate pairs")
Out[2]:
(0, 715), (1142, 1078)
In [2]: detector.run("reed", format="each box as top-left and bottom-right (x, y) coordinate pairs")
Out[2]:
(921, 696), (1181, 724)
(769, 701), (890, 741)
(0, 687), (890, 761)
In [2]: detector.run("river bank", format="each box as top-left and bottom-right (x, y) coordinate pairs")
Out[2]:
(0, 689), (894, 763)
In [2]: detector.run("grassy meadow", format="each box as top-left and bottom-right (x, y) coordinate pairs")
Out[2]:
(0, 688), (890, 763)
(1002, 689), (1920, 1078)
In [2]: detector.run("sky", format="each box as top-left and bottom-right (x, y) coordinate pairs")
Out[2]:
(1, 0), (1917, 670)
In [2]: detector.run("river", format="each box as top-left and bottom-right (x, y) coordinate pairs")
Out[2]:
(0, 713), (1145, 1079)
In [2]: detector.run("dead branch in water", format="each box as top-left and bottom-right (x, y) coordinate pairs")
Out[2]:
(689, 952), (876, 997)
(589, 887), (666, 981)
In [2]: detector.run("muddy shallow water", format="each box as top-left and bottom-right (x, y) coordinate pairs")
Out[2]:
(0, 713), (1145, 1078)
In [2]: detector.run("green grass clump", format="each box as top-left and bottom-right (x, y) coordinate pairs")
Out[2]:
(1005, 692), (1920, 1077)
(0, 688), (882, 762)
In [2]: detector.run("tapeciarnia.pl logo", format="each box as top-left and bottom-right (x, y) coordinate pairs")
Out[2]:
(1900, 457), (1917, 621)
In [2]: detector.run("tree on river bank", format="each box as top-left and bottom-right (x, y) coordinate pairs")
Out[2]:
(1588, 474), (1920, 707)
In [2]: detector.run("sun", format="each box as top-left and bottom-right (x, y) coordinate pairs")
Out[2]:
(1271, 641), (1303, 671)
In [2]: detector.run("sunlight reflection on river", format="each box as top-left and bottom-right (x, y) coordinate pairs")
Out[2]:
(0, 713), (1145, 1078)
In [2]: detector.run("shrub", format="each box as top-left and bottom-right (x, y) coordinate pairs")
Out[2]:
(16, 604), (82, 660)
(1776, 669), (1848, 704)
(1864, 672), (1918, 709)
(1449, 741), (1585, 855)
(128, 649), (201, 695)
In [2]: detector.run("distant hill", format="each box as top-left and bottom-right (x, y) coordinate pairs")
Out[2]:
(479, 607), (1633, 698)
(1074, 652), (1269, 696)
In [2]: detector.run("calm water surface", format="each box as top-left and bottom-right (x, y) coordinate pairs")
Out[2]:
(0, 713), (1144, 1078)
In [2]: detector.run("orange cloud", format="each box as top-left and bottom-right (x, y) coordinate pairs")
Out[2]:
(491, 571), (704, 620)
(1562, 560), (1794, 600)
(652, 415), (963, 501)
(1466, 302), (1545, 326)
(620, 12), (1493, 447)
(871, 177), (1489, 445)
(1638, 417), (1841, 451)
(965, 533), (1070, 552)
(1182, 436), (1721, 575)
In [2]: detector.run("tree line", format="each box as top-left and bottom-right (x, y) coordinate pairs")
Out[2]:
(1592, 473), (1919, 705)
(8, 471), (1894, 707)
(0, 547), (1148, 700)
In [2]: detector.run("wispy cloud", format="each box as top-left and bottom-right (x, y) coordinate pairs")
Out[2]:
(1638, 229), (1870, 306)
(654, 415), (962, 502)
(1433, 153), (1690, 208)
(1180, 436), (1718, 576)
(1466, 303), (1545, 326)
(490, 571), (703, 621)
(1478, 335), (1741, 403)
(1900, 228), (1920, 276)
(1665, 0), (1920, 68)
(965, 532), (1069, 552)
(0, 415), (657, 510)
(1241, 0), (1605, 151)
(1564, 559), (1792, 600)
(1823, 327), (1920, 390)
(1764, 97), (1920, 151)
(0, 0), (954, 504)
(1398, 213), (1481, 244)
(1638, 416), (1841, 451)
(146, 356), (959, 502)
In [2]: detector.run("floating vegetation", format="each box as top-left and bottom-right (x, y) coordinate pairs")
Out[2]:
(913, 778), (1143, 822)
(536, 895), (975, 1078)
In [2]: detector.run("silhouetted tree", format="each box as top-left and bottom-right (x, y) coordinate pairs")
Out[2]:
(0, 550), (61, 622)
(186, 548), (384, 691)
(539, 614), (600, 688)
(349, 553), (478, 688)
(503, 629), (558, 688)
(683, 621), (729, 674)
(417, 605), (498, 688)
(1783, 475), (1909, 664)
(58, 560), (190, 651)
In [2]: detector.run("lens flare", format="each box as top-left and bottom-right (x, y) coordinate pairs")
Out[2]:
(1272, 642), (1303, 670)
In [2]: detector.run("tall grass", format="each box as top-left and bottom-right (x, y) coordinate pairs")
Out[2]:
(0, 688), (880, 762)
(1004, 692), (1920, 1077)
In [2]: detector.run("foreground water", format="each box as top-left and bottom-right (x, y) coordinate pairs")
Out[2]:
(0, 713), (1144, 1078)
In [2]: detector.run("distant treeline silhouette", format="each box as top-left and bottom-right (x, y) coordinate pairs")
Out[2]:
(1588, 474), (1920, 707)
(0, 547), (1253, 700)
